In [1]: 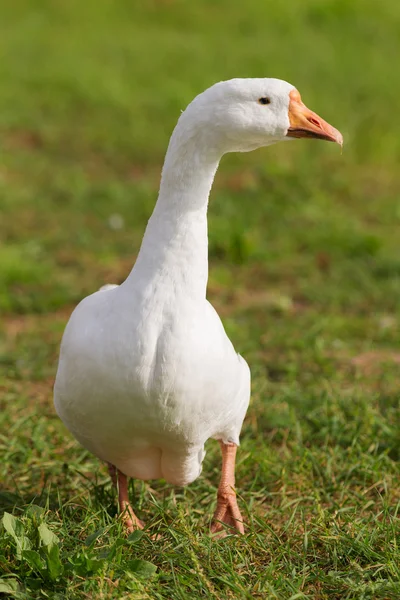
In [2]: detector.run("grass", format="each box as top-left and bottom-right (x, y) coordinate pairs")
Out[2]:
(1, 0), (400, 598)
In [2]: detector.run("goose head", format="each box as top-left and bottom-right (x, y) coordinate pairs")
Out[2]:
(181, 78), (343, 154)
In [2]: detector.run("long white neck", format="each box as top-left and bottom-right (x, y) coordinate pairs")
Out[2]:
(127, 118), (222, 300)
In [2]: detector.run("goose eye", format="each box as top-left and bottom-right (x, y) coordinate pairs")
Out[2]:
(258, 97), (271, 105)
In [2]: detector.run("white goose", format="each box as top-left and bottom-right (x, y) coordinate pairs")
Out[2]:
(54, 79), (342, 535)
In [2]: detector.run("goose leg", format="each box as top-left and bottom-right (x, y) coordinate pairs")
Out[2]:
(117, 469), (144, 532)
(107, 462), (117, 487)
(211, 441), (245, 537)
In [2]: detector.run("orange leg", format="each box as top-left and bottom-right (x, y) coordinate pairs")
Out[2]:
(211, 441), (245, 536)
(110, 468), (144, 533)
(107, 462), (117, 487)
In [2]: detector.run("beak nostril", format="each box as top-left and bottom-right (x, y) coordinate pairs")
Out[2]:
(308, 116), (321, 128)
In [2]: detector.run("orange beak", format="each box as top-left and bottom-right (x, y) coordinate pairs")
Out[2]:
(286, 89), (343, 146)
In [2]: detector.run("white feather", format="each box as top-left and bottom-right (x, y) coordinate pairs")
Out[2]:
(54, 78), (296, 485)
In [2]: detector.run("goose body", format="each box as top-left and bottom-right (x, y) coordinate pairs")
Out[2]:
(54, 78), (342, 533)
(55, 283), (250, 485)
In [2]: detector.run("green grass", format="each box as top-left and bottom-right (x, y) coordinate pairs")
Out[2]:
(1, 0), (400, 598)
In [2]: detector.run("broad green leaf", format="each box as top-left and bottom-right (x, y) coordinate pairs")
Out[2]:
(38, 522), (59, 548)
(126, 559), (157, 578)
(2, 512), (19, 539)
(127, 530), (144, 544)
(2, 512), (31, 558)
(84, 527), (106, 546)
(22, 550), (46, 574)
(86, 558), (105, 574)
(25, 505), (45, 520)
(0, 578), (19, 594)
(44, 543), (63, 581)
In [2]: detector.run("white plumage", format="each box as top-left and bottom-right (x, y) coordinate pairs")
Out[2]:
(54, 78), (342, 533)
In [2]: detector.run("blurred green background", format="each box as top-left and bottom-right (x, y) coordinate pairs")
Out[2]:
(1, 1), (400, 598)
(1, 0), (400, 314)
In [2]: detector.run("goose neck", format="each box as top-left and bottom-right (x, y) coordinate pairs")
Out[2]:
(127, 123), (222, 301)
